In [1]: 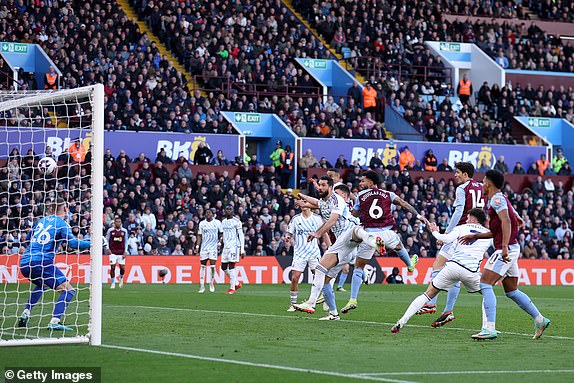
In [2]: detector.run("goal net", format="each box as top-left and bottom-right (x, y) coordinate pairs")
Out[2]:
(0, 85), (103, 346)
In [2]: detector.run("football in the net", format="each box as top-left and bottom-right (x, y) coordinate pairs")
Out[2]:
(38, 156), (57, 175)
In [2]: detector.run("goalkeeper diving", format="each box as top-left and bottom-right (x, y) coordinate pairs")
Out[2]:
(18, 198), (98, 331)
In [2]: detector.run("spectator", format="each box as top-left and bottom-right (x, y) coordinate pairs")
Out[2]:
(457, 74), (473, 105)
(399, 146), (415, 171)
(177, 161), (193, 182)
(553, 149), (568, 174)
(194, 142), (213, 165)
(369, 152), (383, 170)
(477, 159), (491, 173)
(362, 82), (377, 115)
(69, 139), (87, 163)
(493, 155), (509, 174)
(43, 66), (58, 90)
(347, 82), (362, 106)
(270, 141), (284, 169)
(513, 162), (526, 174)
(423, 149), (438, 171)
(279, 145), (294, 188)
(437, 158), (453, 172)
(386, 267), (404, 284)
(558, 162), (572, 176)
(536, 154), (550, 176)
(334, 155), (348, 169)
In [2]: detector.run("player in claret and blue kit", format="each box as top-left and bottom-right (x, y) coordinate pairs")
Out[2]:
(18, 198), (92, 331)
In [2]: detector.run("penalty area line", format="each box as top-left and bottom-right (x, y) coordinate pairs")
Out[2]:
(100, 344), (420, 383)
(106, 304), (574, 341)
(357, 369), (574, 376)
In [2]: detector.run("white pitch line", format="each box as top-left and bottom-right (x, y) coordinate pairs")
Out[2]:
(100, 344), (420, 383)
(358, 370), (574, 376)
(105, 304), (574, 341)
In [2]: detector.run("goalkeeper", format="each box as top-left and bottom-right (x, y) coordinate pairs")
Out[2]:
(18, 198), (92, 331)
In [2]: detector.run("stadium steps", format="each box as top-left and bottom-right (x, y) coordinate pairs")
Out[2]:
(281, 0), (342, 60)
(116, 0), (203, 96)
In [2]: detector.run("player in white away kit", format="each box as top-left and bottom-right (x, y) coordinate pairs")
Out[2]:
(293, 176), (383, 318)
(285, 206), (327, 311)
(391, 208), (492, 333)
(418, 162), (484, 327)
(221, 205), (245, 295)
(196, 209), (222, 293)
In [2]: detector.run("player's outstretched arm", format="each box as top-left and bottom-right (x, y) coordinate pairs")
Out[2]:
(309, 213), (339, 242)
(393, 197), (428, 224)
(459, 231), (494, 244)
(297, 193), (319, 208)
(431, 226), (460, 244)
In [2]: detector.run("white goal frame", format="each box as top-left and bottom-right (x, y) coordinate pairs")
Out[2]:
(0, 84), (104, 346)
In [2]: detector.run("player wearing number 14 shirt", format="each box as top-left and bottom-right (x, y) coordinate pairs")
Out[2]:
(419, 162), (486, 327)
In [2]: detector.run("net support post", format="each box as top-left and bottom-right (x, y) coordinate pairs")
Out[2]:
(89, 84), (104, 346)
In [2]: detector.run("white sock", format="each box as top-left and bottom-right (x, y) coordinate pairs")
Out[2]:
(329, 309), (339, 316)
(290, 291), (298, 305)
(229, 268), (236, 290)
(200, 265), (206, 287)
(209, 266), (216, 285)
(486, 322), (496, 332)
(354, 227), (376, 248)
(49, 317), (60, 325)
(535, 314), (544, 324)
(308, 268), (326, 305)
(23, 308), (30, 316)
(399, 294), (431, 326)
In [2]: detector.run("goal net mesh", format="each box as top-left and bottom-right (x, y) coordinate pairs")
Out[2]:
(0, 86), (102, 345)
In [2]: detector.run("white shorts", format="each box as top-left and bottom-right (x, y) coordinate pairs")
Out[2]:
(109, 253), (126, 265)
(291, 256), (320, 273)
(221, 247), (240, 263)
(327, 248), (356, 278)
(432, 261), (481, 293)
(200, 250), (218, 261)
(326, 226), (360, 265)
(356, 229), (401, 260)
(484, 244), (520, 278)
(437, 241), (455, 260)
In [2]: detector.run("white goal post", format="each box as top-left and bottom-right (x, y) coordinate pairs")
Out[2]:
(0, 84), (103, 346)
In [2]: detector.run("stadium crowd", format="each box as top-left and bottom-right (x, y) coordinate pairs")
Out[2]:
(2, 0), (572, 146)
(1, 145), (573, 260)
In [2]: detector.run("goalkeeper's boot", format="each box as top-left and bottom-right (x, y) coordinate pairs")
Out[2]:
(209, 284), (215, 293)
(17, 312), (29, 328)
(315, 292), (325, 305)
(431, 311), (455, 328)
(533, 317), (551, 340)
(225, 289), (236, 295)
(407, 254), (419, 273)
(110, 282), (116, 289)
(376, 236), (385, 255)
(119, 279), (124, 288)
(319, 312), (341, 321)
(322, 302), (329, 312)
(293, 301), (315, 314)
(235, 281), (243, 290)
(198, 286), (206, 294)
(472, 328), (497, 340)
(391, 323), (402, 333)
(287, 305), (297, 312)
(341, 299), (357, 314)
(416, 304), (436, 315)
(336, 286), (347, 292)
(48, 322), (73, 331)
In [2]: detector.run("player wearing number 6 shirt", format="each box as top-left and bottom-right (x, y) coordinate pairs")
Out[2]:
(391, 208), (492, 334)
(459, 170), (550, 340)
(418, 162), (485, 324)
(196, 209), (223, 293)
(341, 170), (422, 314)
(285, 207), (326, 311)
(18, 198), (92, 332)
(221, 206), (245, 295)
(292, 176), (383, 317)
(107, 216), (129, 289)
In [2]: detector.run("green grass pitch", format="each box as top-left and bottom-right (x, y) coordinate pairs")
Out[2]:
(1, 283), (573, 383)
